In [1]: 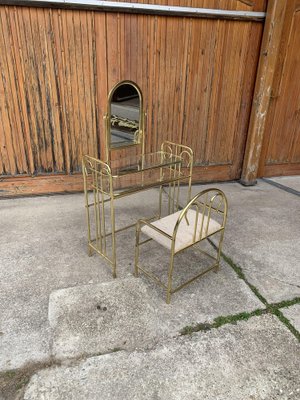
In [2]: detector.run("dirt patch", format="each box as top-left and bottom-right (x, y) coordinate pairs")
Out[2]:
(0, 362), (56, 400)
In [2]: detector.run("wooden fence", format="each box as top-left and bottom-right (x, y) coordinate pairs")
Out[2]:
(0, 0), (298, 197)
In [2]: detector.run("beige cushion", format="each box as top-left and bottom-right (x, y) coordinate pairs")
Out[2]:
(141, 209), (222, 253)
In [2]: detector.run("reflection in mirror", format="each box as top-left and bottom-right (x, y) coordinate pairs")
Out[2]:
(109, 83), (141, 148)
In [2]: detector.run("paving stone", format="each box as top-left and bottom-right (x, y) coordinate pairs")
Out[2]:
(49, 278), (164, 360)
(24, 315), (300, 400)
(281, 304), (300, 332)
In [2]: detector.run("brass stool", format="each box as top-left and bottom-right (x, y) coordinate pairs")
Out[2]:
(135, 189), (228, 303)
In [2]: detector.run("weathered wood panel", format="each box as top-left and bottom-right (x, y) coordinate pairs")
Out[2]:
(258, 1), (300, 177)
(0, 5), (99, 178)
(0, 174), (84, 196)
(0, 0), (266, 196)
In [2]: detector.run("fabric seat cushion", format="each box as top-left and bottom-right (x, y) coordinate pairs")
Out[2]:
(141, 209), (222, 253)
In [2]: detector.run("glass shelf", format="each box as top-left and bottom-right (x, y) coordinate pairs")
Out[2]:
(83, 151), (188, 197)
(109, 151), (182, 177)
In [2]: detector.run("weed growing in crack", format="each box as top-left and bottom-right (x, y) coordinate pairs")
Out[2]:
(0, 361), (57, 400)
(272, 308), (300, 341)
(220, 252), (268, 305)
(180, 309), (267, 336)
(213, 309), (267, 328)
(180, 323), (211, 335)
(271, 297), (300, 309)
(111, 347), (123, 353)
(180, 247), (300, 341)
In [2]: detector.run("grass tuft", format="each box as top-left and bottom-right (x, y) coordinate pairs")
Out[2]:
(15, 376), (30, 390)
(4, 371), (17, 378)
(271, 297), (300, 310)
(180, 309), (267, 336)
(213, 309), (266, 328)
(180, 323), (211, 335)
(111, 347), (123, 353)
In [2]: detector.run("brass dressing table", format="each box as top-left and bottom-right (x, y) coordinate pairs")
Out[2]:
(82, 81), (193, 277)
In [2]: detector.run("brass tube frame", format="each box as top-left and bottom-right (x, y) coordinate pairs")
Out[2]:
(83, 141), (193, 277)
(134, 188), (228, 303)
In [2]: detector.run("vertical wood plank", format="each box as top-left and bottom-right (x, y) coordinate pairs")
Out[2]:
(7, 6), (35, 174)
(31, 7), (54, 172)
(106, 12), (121, 86)
(87, 11), (99, 158)
(0, 66), (15, 174)
(66, 11), (79, 170)
(51, 8), (71, 173)
(0, 8), (17, 175)
(15, 7), (41, 171)
(0, 6), (29, 174)
(1, 6), (31, 174)
(94, 11), (108, 160)
(42, 8), (65, 172)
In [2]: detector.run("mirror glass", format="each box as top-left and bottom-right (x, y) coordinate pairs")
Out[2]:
(109, 82), (141, 149)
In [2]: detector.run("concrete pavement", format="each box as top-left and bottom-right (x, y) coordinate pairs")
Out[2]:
(24, 315), (300, 400)
(0, 177), (299, 399)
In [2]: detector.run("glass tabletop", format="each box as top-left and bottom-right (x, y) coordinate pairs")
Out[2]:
(110, 151), (182, 176)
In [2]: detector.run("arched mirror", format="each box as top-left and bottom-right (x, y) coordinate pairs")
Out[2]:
(106, 81), (144, 153)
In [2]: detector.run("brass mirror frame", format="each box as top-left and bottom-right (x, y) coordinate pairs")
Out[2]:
(104, 80), (145, 161)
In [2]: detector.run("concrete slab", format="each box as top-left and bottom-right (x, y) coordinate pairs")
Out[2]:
(0, 190), (160, 371)
(49, 278), (164, 360)
(180, 180), (300, 304)
(281, 304), (300, 332)
(268, 176), (300, 193)
(24, 314), (300, 400)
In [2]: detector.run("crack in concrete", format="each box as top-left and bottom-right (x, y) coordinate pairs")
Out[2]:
(241, 266), (300, 290)
(270, 276), (300, 290)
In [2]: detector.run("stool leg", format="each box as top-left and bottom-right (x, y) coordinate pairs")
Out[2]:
(166, 251), (175, 304)
(134, 222), (141, 277)
(111, 207), (117, 279)
(215, 230), (225, 273)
